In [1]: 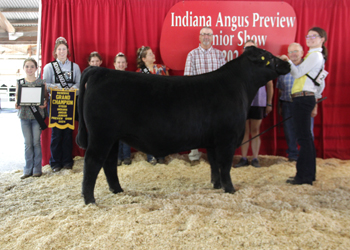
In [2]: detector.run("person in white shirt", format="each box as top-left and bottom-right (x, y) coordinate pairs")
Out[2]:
(280, 27), (327, 185)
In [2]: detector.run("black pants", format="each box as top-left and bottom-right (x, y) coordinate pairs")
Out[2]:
(292, 96), (316, 184)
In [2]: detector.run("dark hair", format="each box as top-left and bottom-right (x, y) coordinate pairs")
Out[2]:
(114, 52), (127, 63)
(53, 40), (70, 59)
(136, 46), (150, 69)
(23, 58), (38, 68)
(88, 51), (102, 62)
(309, 27), (328, 61)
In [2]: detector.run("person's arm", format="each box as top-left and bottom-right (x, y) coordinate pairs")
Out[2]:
(219, 51), (226, 67)
(289, 52), (323, 79)
(277, 90), (282, 116)
(311, 103), (318, 117)
(70, 63), (81, 95)
(265, 80), (274, 115)
(43, 63), (60, 91)
(15, 80), (20, 109)
(164, 65), (170, 76)
(276, 76), (283, 116)
(39, 80), (48, 109)
(184, 52), (193, 76)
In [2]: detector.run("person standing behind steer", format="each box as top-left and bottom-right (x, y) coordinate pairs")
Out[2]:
(136, 46), (169, 165)
(88, 51), (103, 67)
(276, 43), (304, 162)
(184, 26), (226, 166)
(280, 27), (327, 185)
(235, 40), (273, 168)
(43, 37), (81, 172)
(114, 52), (132, 166)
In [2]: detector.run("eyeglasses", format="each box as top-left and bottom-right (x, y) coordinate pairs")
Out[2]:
(305, 35), (320, 39)
(288, 50), (300, 54)
(200, 33), (213, 36)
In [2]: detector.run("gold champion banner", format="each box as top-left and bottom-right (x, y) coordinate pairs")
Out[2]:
(49, 89), (76, 130)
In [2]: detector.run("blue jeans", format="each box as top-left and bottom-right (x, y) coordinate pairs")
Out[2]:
(50, 127), (73, 168)
(118, 141), (131, 160)
(281, 101), (298, 160)
(21, 119), (42, 175)
(292, 96), (316, 183)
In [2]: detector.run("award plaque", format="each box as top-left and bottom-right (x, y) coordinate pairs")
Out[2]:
(17, 83), (45, 106)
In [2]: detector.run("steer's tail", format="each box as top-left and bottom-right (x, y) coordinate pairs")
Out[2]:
(76, 67), (93, 149)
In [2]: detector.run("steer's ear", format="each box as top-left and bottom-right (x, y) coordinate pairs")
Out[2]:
(245, 47), (271, 66)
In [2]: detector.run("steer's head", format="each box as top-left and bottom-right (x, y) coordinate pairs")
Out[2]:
(243, 46), (290, 79)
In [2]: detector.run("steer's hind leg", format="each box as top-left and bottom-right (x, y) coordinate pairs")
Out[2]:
(207, 147), (221, 189)
(82, 150), (103, 204)
(103, 141), (123, 194)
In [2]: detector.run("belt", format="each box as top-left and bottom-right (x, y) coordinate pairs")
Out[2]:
(291, 91), (315, 98)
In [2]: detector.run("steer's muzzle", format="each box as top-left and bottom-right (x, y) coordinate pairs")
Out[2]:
(274, 57), (291, 75)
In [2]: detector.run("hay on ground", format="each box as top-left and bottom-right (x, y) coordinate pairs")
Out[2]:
(1, 153), (349, 249)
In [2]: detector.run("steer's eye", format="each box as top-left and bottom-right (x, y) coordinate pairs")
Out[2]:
(261, 56), (265, 60)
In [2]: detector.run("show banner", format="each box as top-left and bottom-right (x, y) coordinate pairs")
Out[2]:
(49, 89), (76, 130)
(160, 1), (297, 70)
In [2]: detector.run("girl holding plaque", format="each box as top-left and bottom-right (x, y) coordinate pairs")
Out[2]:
(43, 37), (81, 172)
(16, 58), (48, 179)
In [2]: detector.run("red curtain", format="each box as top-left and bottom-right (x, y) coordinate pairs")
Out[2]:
(41, 0), (350, 165)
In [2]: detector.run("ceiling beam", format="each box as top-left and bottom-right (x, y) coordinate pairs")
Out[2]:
(0, 11), (15, 33)
(0, 37), (37, 45)
(8, 19), (38, 25)
(0, 8), (39, 13)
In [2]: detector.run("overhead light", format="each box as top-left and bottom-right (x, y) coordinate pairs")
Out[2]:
(9, 32), (24, 40)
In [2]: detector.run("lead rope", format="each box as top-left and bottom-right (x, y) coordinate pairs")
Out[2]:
(240, 97), (327, 146)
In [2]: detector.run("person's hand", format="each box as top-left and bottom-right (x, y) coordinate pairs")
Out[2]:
(279, 55), (289, 61)
(39, 99), (47, 109)
(278, 102), (282, 116)
(15, 103), (20, 109)
(266, 105), (273, 115)
(311, 104), (317, 117)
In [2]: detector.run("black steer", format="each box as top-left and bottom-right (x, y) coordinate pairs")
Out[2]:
(77, 46), (290, 204)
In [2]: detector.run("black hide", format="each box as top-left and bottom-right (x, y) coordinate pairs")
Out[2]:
(77, 46), (290, 204)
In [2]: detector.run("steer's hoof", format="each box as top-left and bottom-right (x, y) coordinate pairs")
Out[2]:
(213, 182), (222, 189)
(84, 198), (96, 205)
(224, 187), (236, 194)
(109, 187), (123, 194)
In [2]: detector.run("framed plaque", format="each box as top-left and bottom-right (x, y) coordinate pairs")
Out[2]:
(17, 83), (45, 106)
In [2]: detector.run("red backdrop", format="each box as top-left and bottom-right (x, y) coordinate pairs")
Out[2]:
(40, 0), (350, 165)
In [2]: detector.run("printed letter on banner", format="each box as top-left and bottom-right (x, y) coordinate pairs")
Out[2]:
(49, 89), (76, 130)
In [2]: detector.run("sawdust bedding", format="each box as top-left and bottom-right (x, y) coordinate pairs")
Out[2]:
(1, 153), (349, 250)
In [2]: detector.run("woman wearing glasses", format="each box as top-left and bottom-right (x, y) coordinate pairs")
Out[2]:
(280, 27), (327, 185)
